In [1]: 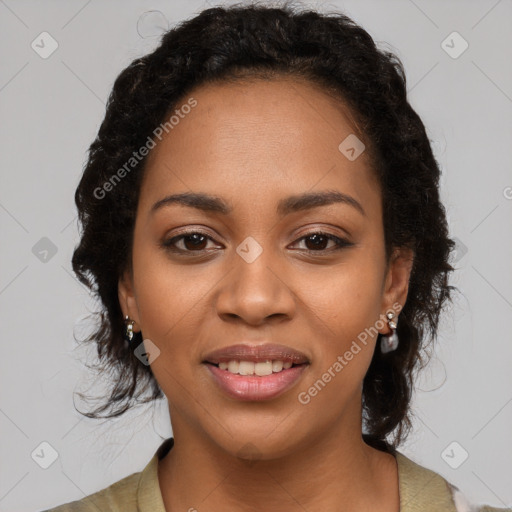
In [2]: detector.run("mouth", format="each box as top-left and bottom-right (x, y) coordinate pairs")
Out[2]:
(204, 359), (306, 375)
(202, 343), (310, 401)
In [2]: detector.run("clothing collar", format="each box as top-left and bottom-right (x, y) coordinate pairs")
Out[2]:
(136, 438), (173, 511)
(137, 437), (456, 511)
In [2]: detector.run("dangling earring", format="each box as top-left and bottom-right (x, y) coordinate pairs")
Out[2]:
(124, 315), (141, 346)
(380, 311), (399, 353)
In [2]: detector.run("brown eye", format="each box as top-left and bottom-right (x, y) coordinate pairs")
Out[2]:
(181, 233), (208, 251)
(303, 233), (331, 250)
(162, 231), (219, 254)
(291, 232), (353, 253)
(161, 230), (353, 257)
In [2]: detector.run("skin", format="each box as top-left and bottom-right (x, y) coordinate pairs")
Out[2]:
(119, 76), (414, 511)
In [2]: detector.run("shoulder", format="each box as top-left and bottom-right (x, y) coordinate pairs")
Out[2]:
(40, 470), (142, 512)
(395, 450), (459, 511)
(395, 451), (511, 512)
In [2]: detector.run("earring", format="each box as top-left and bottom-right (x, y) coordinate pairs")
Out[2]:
(124, 315), (141, 346)
(380, 311), (399, 353)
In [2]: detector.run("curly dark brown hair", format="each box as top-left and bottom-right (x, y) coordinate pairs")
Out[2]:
(71, 0), (456, 453)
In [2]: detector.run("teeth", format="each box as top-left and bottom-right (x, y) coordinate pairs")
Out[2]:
(227, 360), (239, 373)
(272, 360), (283, 372)
(239, 361), (255, 375)
(255, 361), (273, 376)
(215, 359), (297, 375)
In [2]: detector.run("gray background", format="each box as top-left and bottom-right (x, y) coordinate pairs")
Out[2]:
(0, 0), (511, 510)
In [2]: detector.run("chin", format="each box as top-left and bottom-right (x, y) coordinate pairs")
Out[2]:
(203, 421), (308, 462)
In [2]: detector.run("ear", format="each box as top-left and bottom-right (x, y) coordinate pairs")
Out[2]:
(118, 268), (142, 332)
(379, 246), (414, 333)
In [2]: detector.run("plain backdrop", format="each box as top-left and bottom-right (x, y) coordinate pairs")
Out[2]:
(0, 0), (511, 510)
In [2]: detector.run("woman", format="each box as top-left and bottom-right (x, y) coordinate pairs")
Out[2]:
(43, 2), (508, 511)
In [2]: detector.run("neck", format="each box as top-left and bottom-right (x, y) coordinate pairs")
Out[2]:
(158, 410), (399, 511)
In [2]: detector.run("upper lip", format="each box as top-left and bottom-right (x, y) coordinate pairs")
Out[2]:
(203, 343), (310, 365)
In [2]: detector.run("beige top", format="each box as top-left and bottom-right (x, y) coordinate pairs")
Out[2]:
(42, 438), (509, 512)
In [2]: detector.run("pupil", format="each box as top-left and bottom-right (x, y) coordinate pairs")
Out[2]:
(185, 234), (207, 250)
(306, 234), (327, 250)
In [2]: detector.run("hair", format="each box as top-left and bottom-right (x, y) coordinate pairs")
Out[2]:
(71, 0), (456, 453)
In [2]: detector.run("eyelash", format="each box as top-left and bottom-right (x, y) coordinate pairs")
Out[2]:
(161, 230), (353, 256)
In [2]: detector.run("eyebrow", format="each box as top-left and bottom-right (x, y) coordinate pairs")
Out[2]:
(150, 189), (365, 217)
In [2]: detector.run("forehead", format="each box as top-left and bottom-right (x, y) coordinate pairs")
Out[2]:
(139, 77), (379, 216)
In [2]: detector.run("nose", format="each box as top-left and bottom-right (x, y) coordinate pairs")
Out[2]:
(215, 243), (296, 326)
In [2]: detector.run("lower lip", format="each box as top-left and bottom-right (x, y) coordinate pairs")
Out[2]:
(205, 363), (308, 401)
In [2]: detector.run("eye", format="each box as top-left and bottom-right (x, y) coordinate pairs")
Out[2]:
(161, 231), (221, 254)
(290, 231), (353, 253)
(161, 229), (353, 256)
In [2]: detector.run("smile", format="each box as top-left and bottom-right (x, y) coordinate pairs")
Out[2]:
(204, 360), (309, 401)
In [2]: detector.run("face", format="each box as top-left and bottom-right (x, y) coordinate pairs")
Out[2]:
(119, 77), (413, 459)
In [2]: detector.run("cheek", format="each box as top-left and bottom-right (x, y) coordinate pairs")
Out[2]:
(295, 297), (379, 426)
(294, 252), (385, 401)
(130, 243), (210, 407)
(297, 250), (385, 337)
(132, 239), (214, 336)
